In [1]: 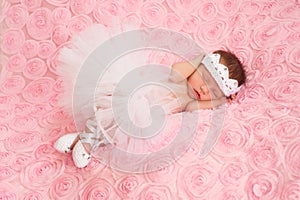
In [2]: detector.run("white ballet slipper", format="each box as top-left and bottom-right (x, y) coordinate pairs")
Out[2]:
(54, 133), (79, 153)
(72, 140), (91, 168)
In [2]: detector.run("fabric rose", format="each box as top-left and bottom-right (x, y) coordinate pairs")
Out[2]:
(194, 19), (230, 50)
(121, 0), (143, 12)
(0, 95), (20, 109)
(34, 143), (57, 160)
(0, 182), (18, 200)
(235, 100), (265, 120)
(0, 166), (16, 182)
(248, 116), (271, 139)
(4, 131), (41, 153)
(214, 187), (245, 200)
(22, 77), (55, 104)
(140, 2), (167, 27)
(181, 15), (200, 34)
(177, 162), (217, 199)
(26, 7), (53, 40)
(268, 74), (300, 106)
(166, 0), (199, 15)
(219, 161), (248, 186)
(93, 0), (122, 26)
(0, 151), (14, 167)
(45, 0), (68, 6)
(217, 0), (240, 16)
(51, 7), (71, 25)
(23, 58), (47, 80)
(266, 104), (290, 119)
(287, 45), (300, 73)
(9, 116), (37, 132)
(284, 138), (300, 179)
(22, 191), (44, 200)
(281, 181), (300, 200)
(0, 108), (14, 123)
(20, 158), (64, 190)
(11, 153), (32, 172)
(232, 47), (254, 67)
(29, 103), (52, 118)
(0, 75), (25, 95)
(67, 15), (93, 36)
(1, 29), (25, 55)
(239, 1), (260, 15)
(116, 175), (141, 198)
(163, 13), (183, 31)
(7, 54), (26, 72)
(213, 121), (253, 157)
(270, 117), (299, 146)
(252, 22), (287, 50)
(245, 169), (283, 200)
(251, 50), (272, 70)
(4, 4), (28, 29)
(37, 40), (56, 59)
(51, 25), (70, 46)
(271, 3), (300, 21)
(21, 0), (41, 12)
(21, 40), (39, 59)
(39, 108), (70, 128)
(196, 1), (218, 21)
(247, 138), (282, 170)
(226, 28), (249, 48)
(70, 0), (96, 15)
(49, 173), (82, 200)
(271, 44), (288, 63)
(121, 13), (141, 31)
(79, 178), (120, 199)
(259, 64), (286, 85)
(138, 184), (174, 200)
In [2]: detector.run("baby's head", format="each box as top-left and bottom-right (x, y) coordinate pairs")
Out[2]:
(188, 50), (246, 101)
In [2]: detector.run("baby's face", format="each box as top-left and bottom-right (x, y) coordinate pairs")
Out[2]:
(187, 63), (225, 101)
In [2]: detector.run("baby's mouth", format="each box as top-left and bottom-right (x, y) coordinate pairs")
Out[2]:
(193, 88), (201, 100)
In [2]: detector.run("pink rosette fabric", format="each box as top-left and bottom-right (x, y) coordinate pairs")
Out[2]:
(213, 121), (253, 157)
(26, 7), (53, 40)
(270, 117), (300, 146)
(281, 181), (300, 200)
(115, 175), (142, 199)
(48, 173), (82, 200)
(23, 58), (47, 80)
(79, 177), (120, 199)
(140, 2), (167, 28)
(51, 7), (71, 25)
(20, 40), (39, 59)
(1, 29), (25, 55)
(20, 158), (64, 190)
(20, 0), (41, 12)
(177, 162), (218, 199)
(22, 77), (55, 104)
(6, 54), (26, 72)
(37, 40), (56, 59)
(138, 184), (175, 200)
(284, 138), (300, 179)
(0, 75), (25, 95)
(245, 169), (283, 200)
(4, 4), (28, 28)
(219, 161), (248, 186)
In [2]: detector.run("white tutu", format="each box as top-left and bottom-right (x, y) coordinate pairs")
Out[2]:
(55, 22), (213, 172)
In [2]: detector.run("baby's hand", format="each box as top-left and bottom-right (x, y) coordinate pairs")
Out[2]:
(226, 94), (237, 104)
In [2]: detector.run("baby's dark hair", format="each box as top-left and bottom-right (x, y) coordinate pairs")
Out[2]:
(213, 50), (246, 87)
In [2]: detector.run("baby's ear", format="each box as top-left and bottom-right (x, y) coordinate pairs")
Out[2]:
(230, 94), (237, 100)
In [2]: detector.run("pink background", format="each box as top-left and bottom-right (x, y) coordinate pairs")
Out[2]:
(1, 0), (300, 199)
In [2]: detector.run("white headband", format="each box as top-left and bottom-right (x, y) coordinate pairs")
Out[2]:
(201, 53), (242, 97)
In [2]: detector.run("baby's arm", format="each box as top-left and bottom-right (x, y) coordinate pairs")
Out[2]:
(185, 97), (226, 111)
(169, 53), (205, 83)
